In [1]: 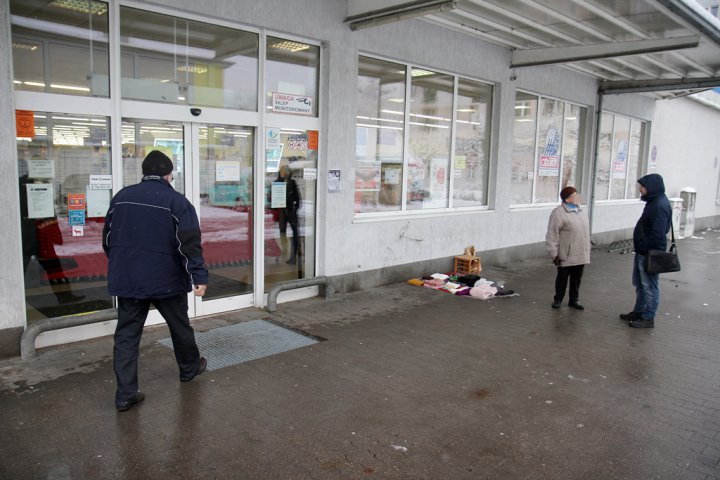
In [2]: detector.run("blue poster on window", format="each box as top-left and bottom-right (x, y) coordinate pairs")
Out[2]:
(68, 209), (86, 226)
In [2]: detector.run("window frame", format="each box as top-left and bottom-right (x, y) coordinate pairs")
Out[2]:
(510, 89), (589, 208)
(354, 53), (495, 219)
(595, 110), (649, 203)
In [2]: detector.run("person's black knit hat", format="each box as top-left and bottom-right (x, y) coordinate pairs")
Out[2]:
(560, 186), (577, 202)
(142, 150), (173, 176)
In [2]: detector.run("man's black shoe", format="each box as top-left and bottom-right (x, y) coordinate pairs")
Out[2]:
(620, 311), (642, 321)
(569, 302), (584, 310)
(180, 356), (207, 383)
(551, 301), (561, 309)
(629, 318), (655, 328)
(117, 391), (145, 412)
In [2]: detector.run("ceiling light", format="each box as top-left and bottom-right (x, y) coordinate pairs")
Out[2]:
(50, 83), (90, 92)
(270, 40), (310, 52)
(51, 0), (108, 16)
(457, 108), (475, 112)
(177, 65), (208, 74)
(24, 81), (46, 87)
(380, 109), (404, 115)
(12, 42), (38, 51)
(387, 98), (404, 103)
(411, 69), (435, 77)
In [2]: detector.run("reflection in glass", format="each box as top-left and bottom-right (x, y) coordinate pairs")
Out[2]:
(534, 98), (564, 203)
(626, 120), (644, 198)
(453, 79), (493, 207)
(198, 126), (255, 300)
(354, 56), (406, 213)
(121, 121), (185, 193)
(609, 116), (631, 200)
(264, 130), (317, 290)
(511, 92), (538, 204)
(10, 0), (110, 97)
(120, 7), (258, 109)
(265, 36), (320, 116)
(595, 113), (614, 201)
(406, 69), (454, 210)
(17, 112), (112, 321)
(561, 104), (586, 191)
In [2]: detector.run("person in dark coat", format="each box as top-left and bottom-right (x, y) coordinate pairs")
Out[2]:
(619, 173), (672, 328)
(103, 150), (208, 411)
(276, 163), (302, 265)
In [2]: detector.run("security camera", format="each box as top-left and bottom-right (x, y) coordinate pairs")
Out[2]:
(190, 108), (201, 116)
(509, 72), (517, 82)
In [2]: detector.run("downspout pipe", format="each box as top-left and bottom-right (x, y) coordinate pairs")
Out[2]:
(588, 90), (604, 237)
(20, 309), (118, 360)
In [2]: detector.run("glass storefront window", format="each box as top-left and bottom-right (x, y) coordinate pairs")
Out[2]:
(511, 92), (538, 204)
(10, 0), (110, 97)
(406, 69), (454, 210)
(264, 129), (318, 289)
(17, 111), (113, 321)
(265, 36), (320, 117)
(596, 113), (647, 201)
(120, 7), (258, 110)
(453, 79), (493, 207)
(354, 56), (406, 213)
(121, 121), (185, 193)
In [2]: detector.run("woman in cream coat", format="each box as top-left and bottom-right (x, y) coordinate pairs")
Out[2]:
(545, 186), (591, 310)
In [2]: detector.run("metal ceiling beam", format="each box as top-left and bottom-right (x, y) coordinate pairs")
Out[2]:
(344, 0), (457, 31)
(655, 0), (720, 48)
(512, 35), (700, 67)
(424, 14), (525, 48)
(599, 76), (720, 94)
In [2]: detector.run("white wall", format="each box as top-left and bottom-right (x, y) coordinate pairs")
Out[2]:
(649, 95), (720, 219)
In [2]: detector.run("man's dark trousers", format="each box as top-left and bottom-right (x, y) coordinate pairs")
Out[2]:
(114, 294), (201, 406)
(554, 265), (585, 304)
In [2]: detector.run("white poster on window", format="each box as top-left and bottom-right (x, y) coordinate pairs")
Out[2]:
(384, 168), (400, 185)
(89, 174), (112, 189)
(26, 184), (55, 219)
(328, 169), (342, 193)
(611, 139), (628, 179)
(429, 158), (448, 205)
(303, 168), (317, 180)
(216, 161), (241, 182)
(271, 93), (313, 115)
(87, 187), (111, 218)
(538, 127), (561, 177)
(271, 182), (287, 208)
(28, 159), (54, 179)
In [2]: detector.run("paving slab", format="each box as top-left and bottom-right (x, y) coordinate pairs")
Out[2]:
(1, 228), (719, 479)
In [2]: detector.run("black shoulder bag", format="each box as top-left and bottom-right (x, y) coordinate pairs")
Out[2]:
(646, 220), (681, 274)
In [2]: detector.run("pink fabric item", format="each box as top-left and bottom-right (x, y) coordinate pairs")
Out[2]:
(469, 285), (497, 299)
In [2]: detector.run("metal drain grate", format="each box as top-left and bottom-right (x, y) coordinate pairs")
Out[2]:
(157, 320), (318, 371)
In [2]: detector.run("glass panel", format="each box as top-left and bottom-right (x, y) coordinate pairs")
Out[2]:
(120, 7), (258, 110)
(535, 98), (564, 203)
(266, 36), (320, 116)
(560, 104), (586, 191)
(595, 113), (614, 201)
(625, 120), (643, 199)
(406, 69), (453, 210)
(10, 0), (109, 97)
(453, 78), (493, 207)
(198, 125), (254, 300)
(17, 111), (112, 322)
(354, 56), (405, 213)
(609, 116), (631, 200)
(264, 129), (317, 290)
(511, 92), (537, 204)
(121, 121), (185, 193)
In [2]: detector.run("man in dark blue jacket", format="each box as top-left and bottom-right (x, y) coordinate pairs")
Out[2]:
(103, 150), (208, 411)
(620, 173), (672, 328)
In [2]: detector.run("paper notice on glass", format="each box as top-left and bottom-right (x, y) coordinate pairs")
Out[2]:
(216, 161), (241, 181)
(454, 155), (466, 170)
(28, 159), (55, 179)
(384, 168), (400, 185)
(72, 226), (84, 237)
(328, 169), (341, 193)
(87, 187), (111, 218)
(89, 174), (112, 189)
(303, 168), (317, 180)
(26, 184), (55, 219)
(271, 182), (287, 208)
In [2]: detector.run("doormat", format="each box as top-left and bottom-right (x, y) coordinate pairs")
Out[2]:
(25, 287), (113, 319)
(157, 320), (321, 371)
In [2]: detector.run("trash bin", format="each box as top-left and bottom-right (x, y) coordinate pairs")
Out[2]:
(669, 197), (683, 237)
(680, 187), (697, 238)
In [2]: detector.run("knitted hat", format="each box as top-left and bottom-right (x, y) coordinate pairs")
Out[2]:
(141, 150), (174, 176)
(560, 186), (578, 202)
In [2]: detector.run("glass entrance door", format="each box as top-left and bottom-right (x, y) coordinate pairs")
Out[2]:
(121, 119), (255, 320)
